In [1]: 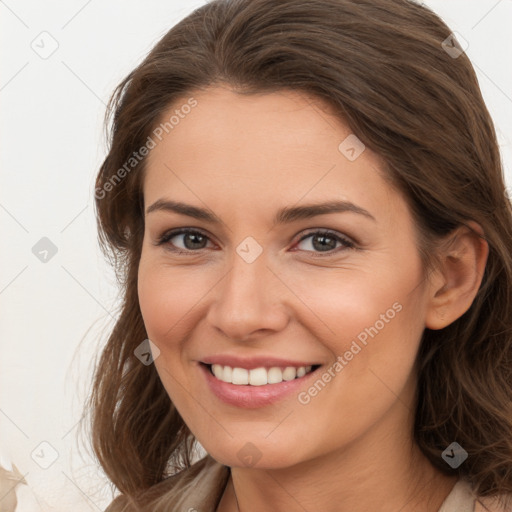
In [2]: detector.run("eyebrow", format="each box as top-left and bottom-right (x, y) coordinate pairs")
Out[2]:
(145, 198), (376, 225)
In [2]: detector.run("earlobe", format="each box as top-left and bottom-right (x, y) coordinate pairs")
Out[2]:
(425, 221), (489, 330)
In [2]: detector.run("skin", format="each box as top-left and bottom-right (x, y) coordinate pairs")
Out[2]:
(137, 86), (488, 511)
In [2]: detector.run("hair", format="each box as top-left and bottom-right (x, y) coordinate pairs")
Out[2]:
(86, 0), (512, 509)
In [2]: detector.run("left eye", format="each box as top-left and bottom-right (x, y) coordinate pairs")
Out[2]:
(294, 230), (354, 254)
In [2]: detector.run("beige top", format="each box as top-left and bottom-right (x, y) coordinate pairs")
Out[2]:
(106, 455), (512, 512)
(438, 479), (477, 512)
(438, 478), (512, 512)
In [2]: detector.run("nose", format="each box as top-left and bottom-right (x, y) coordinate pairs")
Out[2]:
(205, 249), (290, 342)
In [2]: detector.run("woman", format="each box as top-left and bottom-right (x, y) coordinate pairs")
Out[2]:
(88, 0), (512, 510)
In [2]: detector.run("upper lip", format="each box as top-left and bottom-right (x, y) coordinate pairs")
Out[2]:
(200, 355), (320, 370)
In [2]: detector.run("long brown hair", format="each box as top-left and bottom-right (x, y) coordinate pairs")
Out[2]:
(86, 0), (512, 509)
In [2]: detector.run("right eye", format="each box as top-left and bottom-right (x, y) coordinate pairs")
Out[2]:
(155, 228), (215, 254)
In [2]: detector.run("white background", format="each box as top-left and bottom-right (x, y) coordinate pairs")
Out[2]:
(1, 1), (511, 510)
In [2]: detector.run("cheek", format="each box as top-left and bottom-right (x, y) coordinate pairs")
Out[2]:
(287, 260), (427, 415)
(288, 273), (426, 454)
(137, 255), (206, 344)
(137, 258), (207, 418)
(281, 258), (425, 354)
(138, 266), (171, 341)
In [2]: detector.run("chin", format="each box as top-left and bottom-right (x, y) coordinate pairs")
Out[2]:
(199, 436), (308, 469)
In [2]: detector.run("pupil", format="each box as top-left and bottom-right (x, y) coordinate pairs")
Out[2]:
(185, 233), (206, 249)
(313, 234), (336, 251)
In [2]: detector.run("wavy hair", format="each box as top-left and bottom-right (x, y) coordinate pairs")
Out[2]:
(86, 0), (512, 509)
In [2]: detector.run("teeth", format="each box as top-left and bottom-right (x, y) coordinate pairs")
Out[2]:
(282, 367), (297, 381)
(268, 367), (283, 384)
(212, 364), (223, 380)
(224, 365), (233, 383)
(249, 367), (267, 386)
(209, 364), (315, 385)
(232, 367), (249, 385)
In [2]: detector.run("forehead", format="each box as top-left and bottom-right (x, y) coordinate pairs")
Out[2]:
(148, 86), (349, 166)
(142, 86), (397, 224)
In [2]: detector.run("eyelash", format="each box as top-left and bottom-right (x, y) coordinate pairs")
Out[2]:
(155, 228), (356, 257)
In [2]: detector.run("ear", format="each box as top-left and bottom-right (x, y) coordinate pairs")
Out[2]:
(425, 221), (489, 330)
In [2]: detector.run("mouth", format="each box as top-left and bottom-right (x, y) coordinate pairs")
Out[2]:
(201, 362), (321, 386)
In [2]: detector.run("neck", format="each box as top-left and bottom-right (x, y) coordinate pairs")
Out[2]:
(217, 390), (458, 512)
(221, 444), (457, 512)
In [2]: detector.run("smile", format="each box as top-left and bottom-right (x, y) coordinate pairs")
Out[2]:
(208, 363), (317, 386)
(199, 356), (323, 407)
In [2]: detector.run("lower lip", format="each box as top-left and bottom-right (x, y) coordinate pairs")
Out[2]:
(199, 363), (320, 408)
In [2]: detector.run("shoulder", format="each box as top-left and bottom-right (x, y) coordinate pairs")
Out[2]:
(474, 494), (512, 512)
(439, 479), (512, 512)
(104, 455), (229, 512)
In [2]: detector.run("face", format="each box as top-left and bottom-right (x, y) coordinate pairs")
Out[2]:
(138, 86), (432, 469)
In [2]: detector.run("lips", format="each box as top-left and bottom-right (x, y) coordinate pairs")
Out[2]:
(198, 355), (322, 408)
(201, 355), (320, 370)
